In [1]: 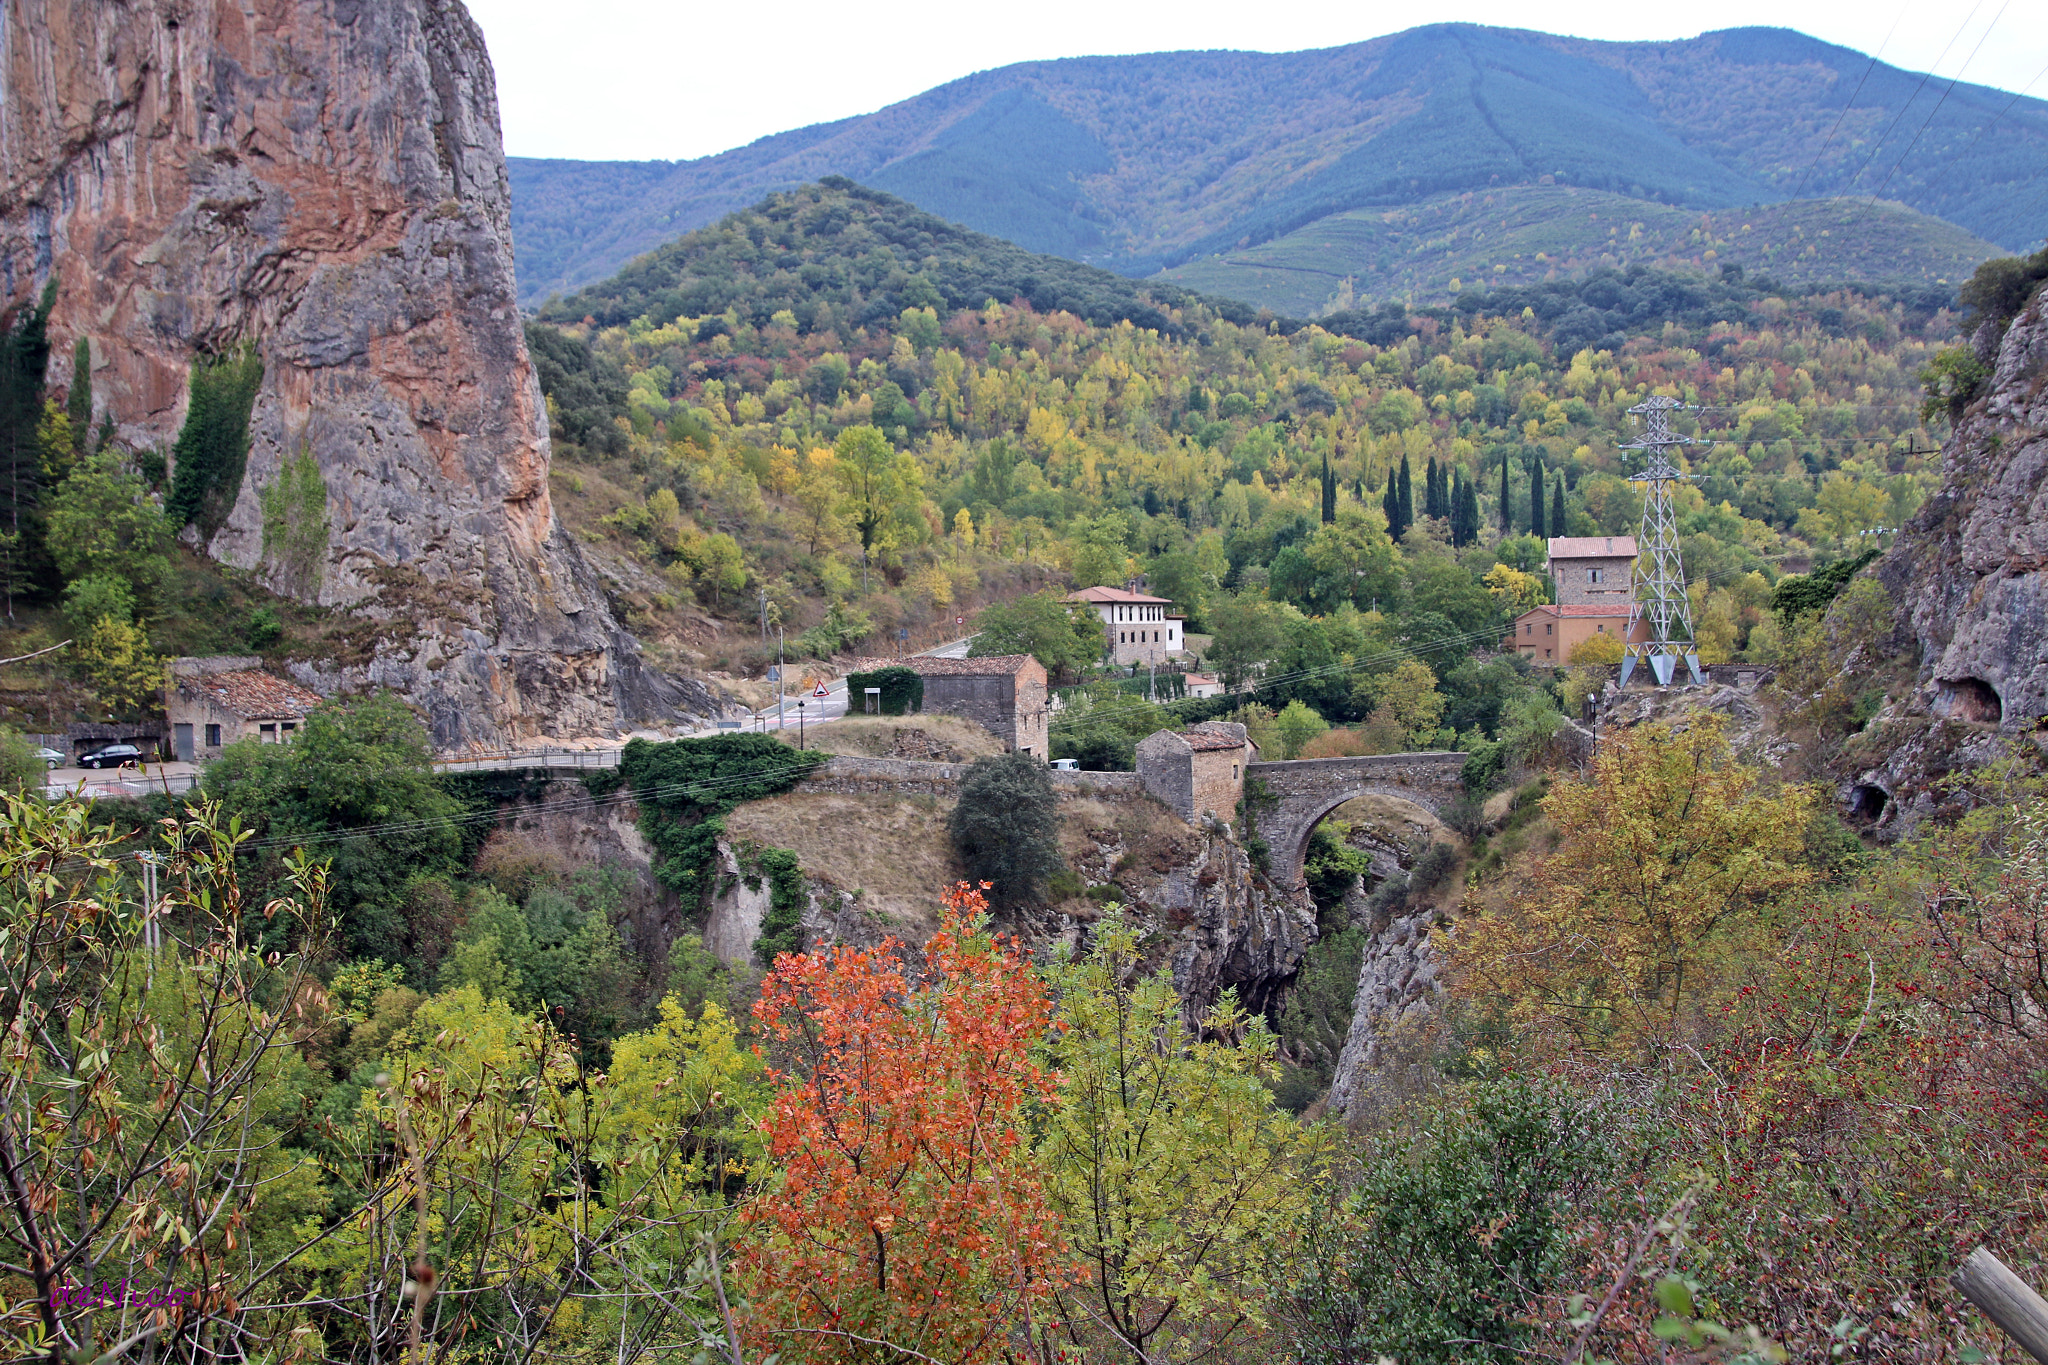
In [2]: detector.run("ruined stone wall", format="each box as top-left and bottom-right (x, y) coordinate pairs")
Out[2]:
(921, 675), (1016, 751)
(1189, 746), (1246, 825)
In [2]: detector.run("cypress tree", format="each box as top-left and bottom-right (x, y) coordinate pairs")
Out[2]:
(1498, 452), (1511, 535)
(1552, 475), (1567, 538)
(1320, 452), (1336, 524)
(1463, 470), (1481, 546)
(1529, 451), (1546, 537)
(1424, 456), (1440, 519)
(166, 347), (263, 536)
(1398, 455), (1413, 538)
(1382, 476), (1400, 538)
(67, 338), (91, 457)
(0, 281), (56, 618)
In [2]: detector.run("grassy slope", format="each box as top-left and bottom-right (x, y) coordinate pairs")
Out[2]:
(1156, 189), (2003, 316)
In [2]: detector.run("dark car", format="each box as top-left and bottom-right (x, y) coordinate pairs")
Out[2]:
(78, 743), (144, 769)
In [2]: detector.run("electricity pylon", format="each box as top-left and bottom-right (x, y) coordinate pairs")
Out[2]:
(1618, 394), (1703, 688)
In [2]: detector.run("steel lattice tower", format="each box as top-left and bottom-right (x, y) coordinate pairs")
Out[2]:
(1618, 395), (1703, 688)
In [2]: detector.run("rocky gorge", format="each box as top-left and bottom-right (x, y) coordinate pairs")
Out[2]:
(1855, 285), (2048, 830)
(0, 0), (718, 745)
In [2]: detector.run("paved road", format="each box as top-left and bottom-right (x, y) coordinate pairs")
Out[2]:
(738, 633), (981, 736)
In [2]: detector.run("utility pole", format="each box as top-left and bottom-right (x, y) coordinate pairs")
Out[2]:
(776, 626), (785, 731)
(1618, 394), (1703, 688)
(138, 851), (159, 987)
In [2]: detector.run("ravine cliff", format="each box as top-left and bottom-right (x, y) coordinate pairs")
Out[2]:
(0, 0), (717, 745)
(1856, 286), (2048, 827)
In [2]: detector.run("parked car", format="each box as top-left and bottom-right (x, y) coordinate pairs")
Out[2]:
(33, 746), (64, 770)
(78, 743), (144, 769)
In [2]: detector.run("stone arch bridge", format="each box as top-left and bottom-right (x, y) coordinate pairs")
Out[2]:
(1246, 753), (1467, 888)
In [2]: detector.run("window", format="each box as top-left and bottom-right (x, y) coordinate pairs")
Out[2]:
(1524, 623), (1532, 635)
(282, 721), (297, 735)
(1588, 568), (1604, 583)
(204, 723), (220, 747)
(1596, 623), (1605, 632)
(259, 723), (277, 741)
(1545, 623), (1553, 635)
(1231, 764), (1238, 780)
(1544, 649), (1553, 659)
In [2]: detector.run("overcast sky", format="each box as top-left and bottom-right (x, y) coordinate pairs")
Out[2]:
(464, 0), (2047, 163)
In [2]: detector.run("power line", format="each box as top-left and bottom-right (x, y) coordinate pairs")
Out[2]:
(1903, 54), (2048, 214)
(1788, 2), (1911, 202)
(1857, 0), (2015, 215)
(1839, 0), (1991, 196)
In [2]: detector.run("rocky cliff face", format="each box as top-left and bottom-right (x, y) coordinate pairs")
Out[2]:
(0, 0), (717, 745)
(1856, 290), (2048, 828)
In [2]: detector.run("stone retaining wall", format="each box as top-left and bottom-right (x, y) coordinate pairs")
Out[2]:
(791, 755), (1146, 800)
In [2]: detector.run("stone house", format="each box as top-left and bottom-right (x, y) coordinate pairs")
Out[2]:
(1135, 721), (1254, 825)
(1065, 585), (1186, 666)
(166, 656), (325, 762)
(1505, 604), (1645, 665)
(911, 655), (1049, 758)
(1546, 535), (1637, 606)
(1184, 673), (1224, 699)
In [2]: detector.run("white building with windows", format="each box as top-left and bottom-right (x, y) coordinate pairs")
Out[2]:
(1065, 586), (1186, 667)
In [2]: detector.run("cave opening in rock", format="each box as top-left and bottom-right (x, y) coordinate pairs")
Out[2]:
(1848, 784), (1889, 821)
(1939, 677), (2003, 724)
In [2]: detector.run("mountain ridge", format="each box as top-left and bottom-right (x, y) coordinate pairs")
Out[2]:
(508, 24), (2048, 307)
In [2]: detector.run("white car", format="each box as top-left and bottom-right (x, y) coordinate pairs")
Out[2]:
(33, 747), (64, 770)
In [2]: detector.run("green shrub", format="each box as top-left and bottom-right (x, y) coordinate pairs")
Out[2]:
(1281, 1075), (1621, 1364)
(845, 664), (922, 715)
(949, 750), (1063, 910)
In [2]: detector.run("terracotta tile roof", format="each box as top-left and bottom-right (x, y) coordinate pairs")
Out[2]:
(1065, 586), (1173, 605)
(184, 669), (323, 719)
(1547, 535), (1637, 559)
(911, 654), (1040, 677)
(1181, 721), (1248, 752)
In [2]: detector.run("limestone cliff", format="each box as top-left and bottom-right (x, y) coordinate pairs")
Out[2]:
(1855, 289), (2048, 828)
(0, 0), (717, 745)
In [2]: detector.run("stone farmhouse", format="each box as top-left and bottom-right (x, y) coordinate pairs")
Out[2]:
(1505, 535), (1646, 663)
(1065, 585), (1186, 666)
(1134, 721), (1255, 825)
(166, 656), (324, 762)
(1546, 534), (1637, 606)
(910, 655), (1049, 758)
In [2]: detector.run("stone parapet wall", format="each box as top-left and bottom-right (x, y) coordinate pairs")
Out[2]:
(791, 755), (1145, 800)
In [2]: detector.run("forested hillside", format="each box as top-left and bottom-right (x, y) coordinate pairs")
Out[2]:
(1161, 186), (2000, 316)
(533, 182), (1955, 752)
(506, 24), (2044, 306)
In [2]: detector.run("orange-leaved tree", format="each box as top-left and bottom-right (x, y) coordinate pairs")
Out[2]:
(739, 882), (1075, 1363)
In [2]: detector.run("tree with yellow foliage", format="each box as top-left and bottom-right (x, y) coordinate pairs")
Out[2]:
(1482, 562), (1546, 615)
(1451, 714), (1817, 1055)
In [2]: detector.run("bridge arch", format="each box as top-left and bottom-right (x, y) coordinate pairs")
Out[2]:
(1245, 753), (1465, 888)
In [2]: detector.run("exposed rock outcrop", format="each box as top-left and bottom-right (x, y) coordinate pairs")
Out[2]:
(0, 0), (719, 745)
(1855, 290), (2048, 829)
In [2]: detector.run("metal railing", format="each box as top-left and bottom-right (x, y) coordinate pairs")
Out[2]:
(41, 769), (201, 802)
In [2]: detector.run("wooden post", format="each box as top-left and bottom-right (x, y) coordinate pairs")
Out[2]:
(1955, 1248), (2048, 1363)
